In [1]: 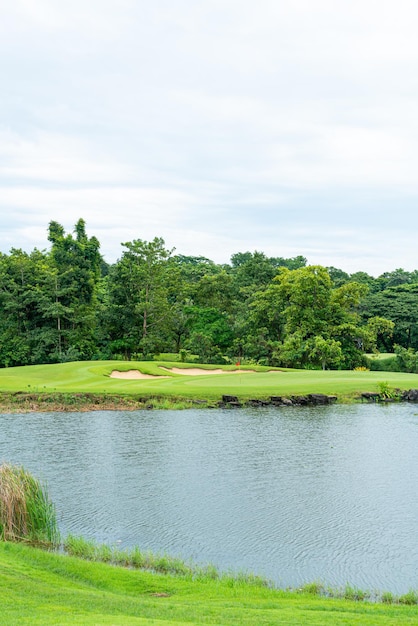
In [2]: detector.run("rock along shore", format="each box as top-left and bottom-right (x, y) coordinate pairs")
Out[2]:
(218, 389), (418, 408)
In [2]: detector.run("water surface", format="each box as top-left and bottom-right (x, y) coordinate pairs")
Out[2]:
(0, 404), (417, 593)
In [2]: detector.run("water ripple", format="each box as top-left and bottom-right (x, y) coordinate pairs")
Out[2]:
(0, 404), (417, 592)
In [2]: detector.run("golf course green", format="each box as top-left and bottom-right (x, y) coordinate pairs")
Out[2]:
(0, 360), (417, 408)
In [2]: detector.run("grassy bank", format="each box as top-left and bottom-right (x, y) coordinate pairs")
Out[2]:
(63, 535), (418, 606)
(0, 391), (199, 412)
(0, 360), (418, 410)
(1, 542), (417, 625)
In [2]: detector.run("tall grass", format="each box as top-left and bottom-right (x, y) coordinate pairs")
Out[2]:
(64, 535), (269, 586)
(0, 464), (59, 546)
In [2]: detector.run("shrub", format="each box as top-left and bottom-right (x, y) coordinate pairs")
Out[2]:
(299, 581), (324, 595)
(365, 356), (399, 372)
(399, 590), (418, 605)
(394, 345), (418, 373)
(381, 591), (395, 604)
(377, 381), (401, 400)
(0, 464), (59, 546)
(342, 584), (370, 601)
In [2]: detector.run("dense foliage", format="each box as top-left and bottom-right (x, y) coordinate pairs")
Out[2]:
(1, 219), (418, 370)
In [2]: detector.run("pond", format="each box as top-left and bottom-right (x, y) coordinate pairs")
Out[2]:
(0, 403), (417, 593)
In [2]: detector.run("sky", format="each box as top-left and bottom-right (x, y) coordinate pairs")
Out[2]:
(1, 0), (418, 276)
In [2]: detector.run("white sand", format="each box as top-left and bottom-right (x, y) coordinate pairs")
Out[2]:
(110, 367), (282, 379)
(160, 367), (255, 376)
(110, 370), (169, 380)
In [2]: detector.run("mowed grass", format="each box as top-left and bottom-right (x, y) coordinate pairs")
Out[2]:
(0, 360), (417, 402)
(366, 353), (396, 361)
(1, 542), (417, 626)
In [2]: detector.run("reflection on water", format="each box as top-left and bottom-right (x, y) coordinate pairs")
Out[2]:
(0, 404), (417, 593)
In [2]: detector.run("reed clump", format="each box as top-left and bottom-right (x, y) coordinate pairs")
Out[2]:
(0, 464), (59, 546)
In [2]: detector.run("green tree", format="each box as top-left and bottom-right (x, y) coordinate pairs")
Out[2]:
(394, 344), (418, 372)
(276, 265), (334, 338)
(184, 306), (233, 362)
(349, 271), (380, 294)
(231, 282), (285, 363)
(105, 238), (175, 358)
(230, 251), (306, 297)
(364, 316), (395, 352)
(309, 336), (343, 370)
(327, 266), (350, 287)
(47, 219), (102, 360)
(0, 248), (57, 366)
(377, 268), (417, 289)
(360, 284), (418, 350)
(273, 266), (375, 368)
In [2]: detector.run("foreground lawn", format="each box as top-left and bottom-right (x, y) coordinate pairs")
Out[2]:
(0, 360), (417, 403)
(1, 542), (417, 625)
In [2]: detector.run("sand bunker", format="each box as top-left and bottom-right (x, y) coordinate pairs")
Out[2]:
(110, 367), (282, 380)
(110, 370), (169, 380)
(160, 367), (255, 376)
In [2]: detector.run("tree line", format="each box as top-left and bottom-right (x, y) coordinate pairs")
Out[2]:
(1, 219), (418, 370)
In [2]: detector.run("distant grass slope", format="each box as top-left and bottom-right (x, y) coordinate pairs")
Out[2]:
(366, 353), (396, 360)
(0, 360), (418, 402)
(1, 542), (417, 625)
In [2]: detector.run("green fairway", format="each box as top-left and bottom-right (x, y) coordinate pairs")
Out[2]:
(0, 360), (418, 403)
(1, 542), (417, 625)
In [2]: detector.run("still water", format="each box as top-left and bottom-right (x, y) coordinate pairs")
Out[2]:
(0, 404), (417, 593)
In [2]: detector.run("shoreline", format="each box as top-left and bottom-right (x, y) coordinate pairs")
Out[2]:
(2, 542), (417, 625)
(0, 392), (201, 413)
(1, 389), (417, 413)
(63, 535), (417, 604)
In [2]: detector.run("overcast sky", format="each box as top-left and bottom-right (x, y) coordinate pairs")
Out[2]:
(1, 0), (418, 275)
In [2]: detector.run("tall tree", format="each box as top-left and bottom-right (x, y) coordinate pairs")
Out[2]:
(47, 218), (102, 360)
(0, 248), (57, 366)
(105, 238), (175, 358)
(360, 283), (418, 350)
(273, 266), (373, 368)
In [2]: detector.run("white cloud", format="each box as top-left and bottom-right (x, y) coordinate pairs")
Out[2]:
(1, 0), (418, 274)
(0, 131), (134, 184)
(4, 0), (133, 39)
